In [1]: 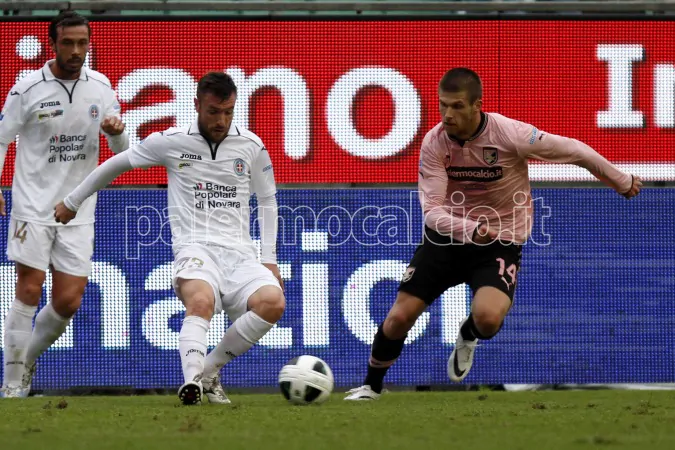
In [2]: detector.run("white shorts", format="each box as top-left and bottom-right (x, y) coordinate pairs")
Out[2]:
(6, 218), (95, 277)
(171, 244), (281, 321)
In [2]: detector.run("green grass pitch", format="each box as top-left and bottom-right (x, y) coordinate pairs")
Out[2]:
(1, 391), (674, 450)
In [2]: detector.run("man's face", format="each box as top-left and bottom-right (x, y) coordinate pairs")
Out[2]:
(195, 92), (236, 143)
(50, 25), (89, 75)
(438, 89), (482, 138)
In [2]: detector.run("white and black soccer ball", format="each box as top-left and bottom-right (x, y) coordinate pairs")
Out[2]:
(278, 355), (334, 405)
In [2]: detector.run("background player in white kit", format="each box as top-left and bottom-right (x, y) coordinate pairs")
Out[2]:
(55, 72), (285, 406)
(345, 68), (643, 401)
(0, 11), (129, 398)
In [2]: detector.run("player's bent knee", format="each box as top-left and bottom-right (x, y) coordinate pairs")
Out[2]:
(177, 279), (215, 320)
(471, 286), (511, 338)
(15, 281), (44, 306)
(51, 294), (83, 318)
(15, 266), (46, 305)
(258, 296), (285, 324)
(382, 292), (426, 339)
(383, 310), (415, 340)
(472, 308), (504, 338)
(248, 286), (285, 323)
(51, 271), (89, 317)
(185, 293), (215, 319)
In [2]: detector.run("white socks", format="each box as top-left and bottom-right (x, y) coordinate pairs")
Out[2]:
(179, 316), (209, 383)
(24, 302), (71, 368)
(203, 311), (274, 378)
(3, 299), (37, 387)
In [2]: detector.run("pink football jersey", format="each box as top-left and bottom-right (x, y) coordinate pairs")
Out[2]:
(418, 112), (632, 244)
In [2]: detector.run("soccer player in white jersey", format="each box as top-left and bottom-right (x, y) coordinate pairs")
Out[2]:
(55, 72), (285, 405)
(0, 11), (129, 398)
(345, 68), (642, 401)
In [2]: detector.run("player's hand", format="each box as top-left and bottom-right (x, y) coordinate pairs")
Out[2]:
(472, 222), (500, 245)
(622, 175), (642, 199)
(101, 116), (125, 136)
(54, 201), (77, 225)
(0, 190), (5, 216)
(263, 263), (285, 291)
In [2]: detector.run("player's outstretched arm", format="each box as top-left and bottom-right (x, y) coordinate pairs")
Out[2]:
(513, 120), (641, 199)
(56, 131), (167, 224)
(251, 147), (284, 289)
(55, 151), (134, 224)
(258, 193), (283, 290)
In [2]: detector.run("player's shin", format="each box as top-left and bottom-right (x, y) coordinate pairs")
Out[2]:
(202, 311), (274, 377)
(179, 316), (210, 383)
(364, 324), (406, 394)
(2, 299), (37, 388)
(24, 303), (71, 369)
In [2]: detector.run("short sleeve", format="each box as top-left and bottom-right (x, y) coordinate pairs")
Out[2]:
(0, 87), (25, 146)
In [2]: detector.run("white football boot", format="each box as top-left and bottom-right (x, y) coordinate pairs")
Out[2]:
(19, 362), (36, 397)
(202, 374), (231, 405)
(448, 318), (479, 382)
(344, 385), (381, 401)
(178, 377), (203, 406)
(0, 385), (27, 398)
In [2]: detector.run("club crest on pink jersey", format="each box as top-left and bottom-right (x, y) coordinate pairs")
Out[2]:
(483, 147), (498, 166)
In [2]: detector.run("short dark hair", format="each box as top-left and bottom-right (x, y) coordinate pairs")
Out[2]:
(439, 68), (483, 103)
(49, 11), (91, 42)
(197, 72), (237, 102)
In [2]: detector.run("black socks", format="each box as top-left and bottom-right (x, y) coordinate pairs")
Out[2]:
(364, 324), (406, 394)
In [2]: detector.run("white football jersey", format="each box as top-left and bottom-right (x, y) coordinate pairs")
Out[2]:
(126, 121), (277, 257)
(0, 60), (122, 226)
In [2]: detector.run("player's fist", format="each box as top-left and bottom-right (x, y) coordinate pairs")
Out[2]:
(54, 201), (77, 225)
(0, 190), (6, 216)
(622, 175), (642, 199)
(472, 222), (500, 245)
(263, 263), (285, 292)
(101, 116), (125, 136)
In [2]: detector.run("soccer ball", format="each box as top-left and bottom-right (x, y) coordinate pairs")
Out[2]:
(278, 355), (334, 405)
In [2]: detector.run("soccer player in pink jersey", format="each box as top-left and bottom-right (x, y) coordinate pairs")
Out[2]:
(345, 68), (642, 401)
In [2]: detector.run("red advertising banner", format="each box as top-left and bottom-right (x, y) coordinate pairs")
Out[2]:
(1, 20), (673, 184)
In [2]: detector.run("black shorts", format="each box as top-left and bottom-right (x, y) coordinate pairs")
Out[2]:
(398, 227), (523, 305)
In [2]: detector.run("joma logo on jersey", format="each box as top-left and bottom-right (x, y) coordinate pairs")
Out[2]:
(40, 101), (61, 109)
(180, 153), (202, 160)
